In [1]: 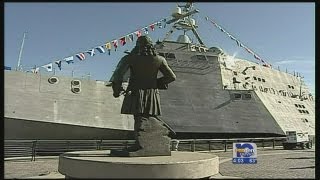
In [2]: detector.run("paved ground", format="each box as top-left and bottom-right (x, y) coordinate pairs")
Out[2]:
(210, 147), (315, 179)
(4, 147), (315, 179)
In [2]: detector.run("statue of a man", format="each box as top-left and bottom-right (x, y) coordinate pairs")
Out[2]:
(110, 36), (176, 155)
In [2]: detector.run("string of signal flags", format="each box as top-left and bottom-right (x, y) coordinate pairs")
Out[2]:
(32, 17), (169, 73)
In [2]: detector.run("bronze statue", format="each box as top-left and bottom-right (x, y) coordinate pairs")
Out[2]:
(110, 35), (176, 156)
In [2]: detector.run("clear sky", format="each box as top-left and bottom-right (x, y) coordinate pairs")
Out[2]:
(4, 2), (315, 95)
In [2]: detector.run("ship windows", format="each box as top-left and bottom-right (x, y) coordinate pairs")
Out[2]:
(288, 85), (295, 89)
(48, 77), (59, 84)
(242, 93), (252, 100)
(232, 93), (252, 100)
(234, 93), (242, 99)
(196, 55), (207, 60)
(295, 104), (299, 107)
(233, 71), (238, 75)
(298, 110), (303, 113)
(252, 76), (266, 82)
(305, 110), (309, 114)
(301, 105), (305, 108)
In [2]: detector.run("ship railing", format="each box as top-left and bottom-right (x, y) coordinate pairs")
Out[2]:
(4, 137), (286, 161)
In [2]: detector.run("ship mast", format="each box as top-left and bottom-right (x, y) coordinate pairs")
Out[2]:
(164, 2), (205, 46)
(16, 32), (27, 71)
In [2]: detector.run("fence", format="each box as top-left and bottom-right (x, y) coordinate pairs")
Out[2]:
(4, 137), (286, 161)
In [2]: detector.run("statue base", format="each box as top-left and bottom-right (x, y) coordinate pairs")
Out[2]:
(110, 116), (171, 157)
(58, 150), (219, 179)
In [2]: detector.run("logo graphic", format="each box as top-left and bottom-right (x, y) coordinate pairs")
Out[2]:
(233, 142), (257, 164)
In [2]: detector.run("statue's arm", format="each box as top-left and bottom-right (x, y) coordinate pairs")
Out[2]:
(110, 55), (130, 97)
(157, 57), (176, 89)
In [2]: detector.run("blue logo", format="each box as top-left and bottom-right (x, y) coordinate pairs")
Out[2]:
(233, 143), (257, 164)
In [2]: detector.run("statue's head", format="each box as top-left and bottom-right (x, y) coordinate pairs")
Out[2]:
(136, 36), (153, 47)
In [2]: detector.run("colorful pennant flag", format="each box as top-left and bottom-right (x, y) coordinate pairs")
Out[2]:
(31, 67), (39, 74)
(127, 33), (134, 42)
(105, 42), (111, 55)
(76, 53), (86, 61)
(235, 40), (243, 47)
(143, 27), (149, 34)
(119, 37), (126, 46)
(86, 49), (95, 56)
(112, 40), (118, 51)
(64, 56), (74, 64)
(162, 18), (167, 28)
(245, 47), (253, 54)
(42, 63), (53, 72)
(254, 54), (261, 61)
(96, 46), (105, 53)
(156, 21), (162, 28)
(135, 30), (142, 37)
(55, 60), (62, 70)
(150, 24), (155, 31)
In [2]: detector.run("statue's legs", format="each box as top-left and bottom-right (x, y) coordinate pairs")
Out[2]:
(130, 114), (171, 156)
(111, 114), (171, 156)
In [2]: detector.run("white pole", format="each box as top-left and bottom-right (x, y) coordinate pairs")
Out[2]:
(17, 32), (27, 71)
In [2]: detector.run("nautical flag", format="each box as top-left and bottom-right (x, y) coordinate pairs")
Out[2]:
(105, 42), (111, 55)
(112, 40), (118, 51)
(127, 33), (134, 42)
(105, 42), (111, 50)
(96, 46), (105, 53)
(119, 37), (126, 46)
(86, 49), (95, 56)
(162, 18), (167, 28)
(31, 67), (39, 73)
(135, 30), (142, 37)
(230, 35), (236, 41)
(143, 27), (149, 34)
(156, 21), (162, 28)
(55, 60), (62, 70)
(64, 56), (74, 64)
(42, 63), (53, 72)
(76, 53), (86, 61)
(236, 40), (243, 47)
(150, 23), (155, 31)
(254, 54), (261, 61)
(220, 28), (226, 33)
(245, 47), (253, 54)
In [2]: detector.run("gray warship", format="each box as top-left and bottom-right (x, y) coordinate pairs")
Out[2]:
(4, 3), (315, 141)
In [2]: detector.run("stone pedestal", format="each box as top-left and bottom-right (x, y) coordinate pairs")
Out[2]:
(58, 150), (219, 179)
(111, 116), (171, 157)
